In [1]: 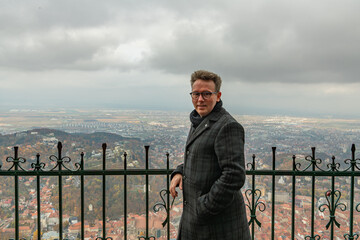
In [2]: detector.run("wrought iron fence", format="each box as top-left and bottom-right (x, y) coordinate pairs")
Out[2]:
(246, 145), (360, 240)
(1, 142), (360, 239)
(0, 143), (172, 240)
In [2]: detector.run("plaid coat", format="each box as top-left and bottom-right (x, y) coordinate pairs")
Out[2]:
(172, 107), (250, 240)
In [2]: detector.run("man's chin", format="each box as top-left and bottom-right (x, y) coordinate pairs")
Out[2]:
(197, 111), (209, 118)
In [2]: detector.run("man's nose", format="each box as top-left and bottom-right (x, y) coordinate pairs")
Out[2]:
(198, 94), (205, 101)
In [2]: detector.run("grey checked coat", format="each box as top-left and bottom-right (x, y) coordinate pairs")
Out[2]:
(171, 107), (250, 240)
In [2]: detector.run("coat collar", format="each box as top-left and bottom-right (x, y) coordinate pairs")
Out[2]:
(186, 107), (225, 147)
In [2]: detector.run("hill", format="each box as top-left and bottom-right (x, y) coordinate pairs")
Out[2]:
(0, 128), (139, 148)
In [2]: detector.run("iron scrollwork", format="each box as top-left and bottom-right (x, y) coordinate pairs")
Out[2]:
(317, 156), (346, 231)
(153, 189), (175, 227)
(3, 142), (82, 172)
(295, 148), (342, 172)
(246, 154), (256, 171)
(138, 236), (156, 240)
(31, 153), (46, 171)
(295, 147), (324, 172)
(245, 154), (266, 228)
(344, 233), (359, 240)
(304, 235), (321, 240)
(326, 156), (340, 172)
(6, 146), (27, 171)
(319, 190), (346, 229)
(6, 156), (27, 171)
(245, 188), (266, 227)
(343, 158), (360, 172)
(357, 203), (360, 212)
(49, 142), (81, 171)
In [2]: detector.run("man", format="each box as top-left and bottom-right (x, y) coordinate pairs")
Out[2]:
(170, 70), (250, 240)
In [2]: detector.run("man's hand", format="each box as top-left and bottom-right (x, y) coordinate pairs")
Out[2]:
(170, 173), (183, 198)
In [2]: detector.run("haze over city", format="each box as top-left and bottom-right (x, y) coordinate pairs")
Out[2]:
(1, 0), (360, 118)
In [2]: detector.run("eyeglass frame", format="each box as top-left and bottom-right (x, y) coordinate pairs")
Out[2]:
(189, 91), (218, 100)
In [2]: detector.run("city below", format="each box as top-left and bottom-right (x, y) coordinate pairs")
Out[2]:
(1, 108), (360, 239)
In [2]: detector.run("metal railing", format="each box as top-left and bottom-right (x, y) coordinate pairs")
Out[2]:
(0, 142), (172, 240)
(246, 145), (360, 240)
(1, 142), (360, 239)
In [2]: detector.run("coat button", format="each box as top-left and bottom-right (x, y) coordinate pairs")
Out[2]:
(186, 150), (190, 155)
(184, 200), (187, 206)
(183, 175), (186, 180)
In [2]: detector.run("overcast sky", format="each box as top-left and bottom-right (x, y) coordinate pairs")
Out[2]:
(1, 0), (360, 118)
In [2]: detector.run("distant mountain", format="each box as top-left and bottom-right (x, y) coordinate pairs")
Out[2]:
(0, 128), (141, 147)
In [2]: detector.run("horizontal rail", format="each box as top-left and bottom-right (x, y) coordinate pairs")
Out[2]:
(1, 169), (360, 176)
(246, 169), (360, 176)
(0, 169), (174, 176)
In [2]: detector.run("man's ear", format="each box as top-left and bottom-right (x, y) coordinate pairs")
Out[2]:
(216, 92), (222, 102)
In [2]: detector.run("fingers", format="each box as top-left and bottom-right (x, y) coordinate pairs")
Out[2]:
(170, 174), (182, 198)
(170, 183), (178, 198)
(170, 187), (178, 198)
(179, 177), (183, 190)
(170, 186), (177, 198)
(170, 179), (177, 198)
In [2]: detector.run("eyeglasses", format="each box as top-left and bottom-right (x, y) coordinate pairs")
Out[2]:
(189, 91), (217, 100)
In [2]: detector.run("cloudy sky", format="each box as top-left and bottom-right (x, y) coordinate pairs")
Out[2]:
(1, 0), (360, 118)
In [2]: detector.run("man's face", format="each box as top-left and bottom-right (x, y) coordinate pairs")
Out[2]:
(191, 79), (221, 117)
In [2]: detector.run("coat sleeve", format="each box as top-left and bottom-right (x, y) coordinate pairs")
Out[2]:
(196, 121), (246, 217)
(171, 163), (183, 180)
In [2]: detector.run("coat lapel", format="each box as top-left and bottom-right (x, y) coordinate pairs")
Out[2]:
(186, 107), (225, 148)
(186, 120), (210, 147)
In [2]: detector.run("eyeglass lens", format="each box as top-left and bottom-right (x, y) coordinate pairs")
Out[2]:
(191, 92), (214, 99)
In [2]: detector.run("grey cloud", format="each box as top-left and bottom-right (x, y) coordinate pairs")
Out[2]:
(1, 0), (360, 84)
(0, 1), (110, 34)
(0, 0), (155, 71)
(147, 0), (360, 84)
